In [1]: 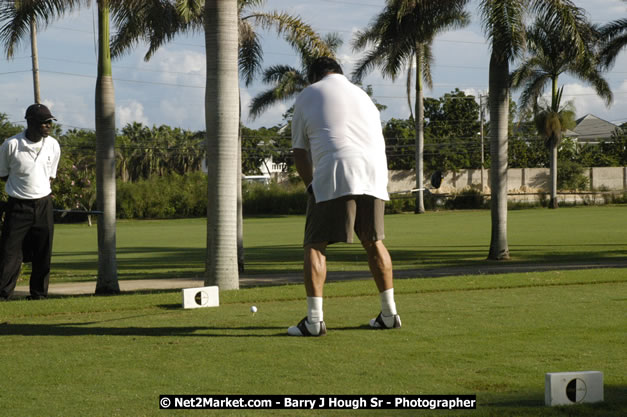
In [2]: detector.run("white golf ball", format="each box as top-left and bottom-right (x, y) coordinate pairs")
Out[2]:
(250, 306), (258, 313)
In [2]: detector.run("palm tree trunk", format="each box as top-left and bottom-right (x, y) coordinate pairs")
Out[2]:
(549, 76), (559, 209)
(30, 16), (40, 104)
(487, 53), (510, 260)
(94, 0), (119, 294)
(237, 95), (245, 273)
(549, 144), (558, 208)
(414, 45), (425, 214)
(204, 0), (240, 290)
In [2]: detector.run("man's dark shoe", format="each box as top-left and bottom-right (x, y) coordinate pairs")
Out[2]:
(287, 316), (327, 336)
(26, 295), (47, 300)
(369, 312), (402, 329)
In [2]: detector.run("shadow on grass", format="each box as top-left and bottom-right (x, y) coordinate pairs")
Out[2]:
(50, 243), (627, 281)
(480, 385), (627, 416)
(0, 322), (286, 337)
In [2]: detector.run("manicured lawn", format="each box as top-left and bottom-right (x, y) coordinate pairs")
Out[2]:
(42, 205), (627, 282)
(0, 269), (625, 416)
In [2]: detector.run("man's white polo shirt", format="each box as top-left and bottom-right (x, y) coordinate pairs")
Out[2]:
(0, 131), (61, 199)
(292, 73), (389, 203)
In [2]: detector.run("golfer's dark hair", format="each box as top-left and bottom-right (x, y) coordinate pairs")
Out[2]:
(307, 57), (343, 84)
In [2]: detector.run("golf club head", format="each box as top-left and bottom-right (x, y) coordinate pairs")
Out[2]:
(431, 171), (443, 189)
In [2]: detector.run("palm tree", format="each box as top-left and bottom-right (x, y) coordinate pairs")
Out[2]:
(204, 0), (240, 289)
(94, 0), (119, 294)
(0, 0), (120, 293)
(598, 17), (627, 69)
(351, 0), (470, 214)
(479, 0), (593, 260)
(534, 87), (577, 201)
(511, 15), (612, 208)
(111, 0), (332, 288)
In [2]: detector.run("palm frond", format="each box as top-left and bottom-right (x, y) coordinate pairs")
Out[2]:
(260, 64), (300, 84)
(598, 18), (627, 69)
(110, 0), (202, 61)
(351, 48), (386, 84)
(238, 19), (262, 86)
(480, 0), (527, 62)
(247, 11), (333, 60)
(518, 70), (550, 112)
(530, 0), (591, 59)
(0, 0), (82, 58)
(248, 68), (306, 120)
(421, 42), (434, 89)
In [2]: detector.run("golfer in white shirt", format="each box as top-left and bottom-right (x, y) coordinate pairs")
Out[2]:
(288, 57), (401, 336)
(0, 104), (60, 300)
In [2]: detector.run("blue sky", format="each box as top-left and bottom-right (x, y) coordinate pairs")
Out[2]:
(0, 0), (625, 132)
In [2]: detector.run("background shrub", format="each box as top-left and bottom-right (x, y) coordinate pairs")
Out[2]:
(557, 160), (589, 191)
(445, 188), (487, 210)
(117, 172), (207, 219)
(242, 181), (308, 215)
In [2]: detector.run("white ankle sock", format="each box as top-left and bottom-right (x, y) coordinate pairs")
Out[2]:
(307, 296), (323, 323)
(380, 288), (397, 316)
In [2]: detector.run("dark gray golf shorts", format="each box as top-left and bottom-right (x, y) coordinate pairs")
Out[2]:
(303, 194), (386, 246)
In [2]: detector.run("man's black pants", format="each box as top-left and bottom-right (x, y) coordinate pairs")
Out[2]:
(0, 195), (54, 298)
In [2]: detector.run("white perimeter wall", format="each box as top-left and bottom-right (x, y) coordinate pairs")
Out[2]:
(387, 167), (627, 194)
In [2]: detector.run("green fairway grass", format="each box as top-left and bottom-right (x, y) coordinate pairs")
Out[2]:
(0, 269), (625, 416)
(41, 205), (627, 283)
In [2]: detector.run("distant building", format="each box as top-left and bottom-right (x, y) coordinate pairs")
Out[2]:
(568, 114), (622, 144)
(259, 155), (287, 176)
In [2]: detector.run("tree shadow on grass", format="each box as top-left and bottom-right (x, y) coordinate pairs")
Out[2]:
(50, 243), (627, 282)
(480, 385), (626, 417)
(0, 322), (286, 337)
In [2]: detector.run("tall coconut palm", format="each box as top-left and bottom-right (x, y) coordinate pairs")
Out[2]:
(511, 15), (612, 208)
(204, 0), (240, 289)
(94, 0), (120, 294)
(111, 0), (331, 289)
(598, 17), (627, 69)
(479, 0), (592, 260)
(351, 0), (470, 214)
(0, 0), (120, 293)
(534, 87), (576, 201)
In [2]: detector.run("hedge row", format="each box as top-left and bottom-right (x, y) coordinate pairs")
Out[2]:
(58, 173), (627, 222)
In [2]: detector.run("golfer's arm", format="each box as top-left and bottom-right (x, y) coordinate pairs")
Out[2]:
(293, 148), (313, 187)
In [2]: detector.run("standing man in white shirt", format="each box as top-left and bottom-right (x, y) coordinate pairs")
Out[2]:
(0, 104), (61, 300)
(288, 57), (401, 336)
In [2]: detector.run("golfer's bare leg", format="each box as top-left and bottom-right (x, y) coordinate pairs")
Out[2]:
(362, 240), (393, 292)
(304, 242), (327, 297)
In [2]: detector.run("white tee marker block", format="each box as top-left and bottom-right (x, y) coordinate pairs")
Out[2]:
(182, 286), (219, 309)
(545, 371), (603, 406)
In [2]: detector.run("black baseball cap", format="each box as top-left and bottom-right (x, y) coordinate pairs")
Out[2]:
(25, 104), (56, 123)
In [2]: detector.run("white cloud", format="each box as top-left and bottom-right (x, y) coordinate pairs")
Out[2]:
(159, 95), (205, 130)
(117, 100), (149, 127)
(560, 82), (626, 125)
(153, 48), (206, 84)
